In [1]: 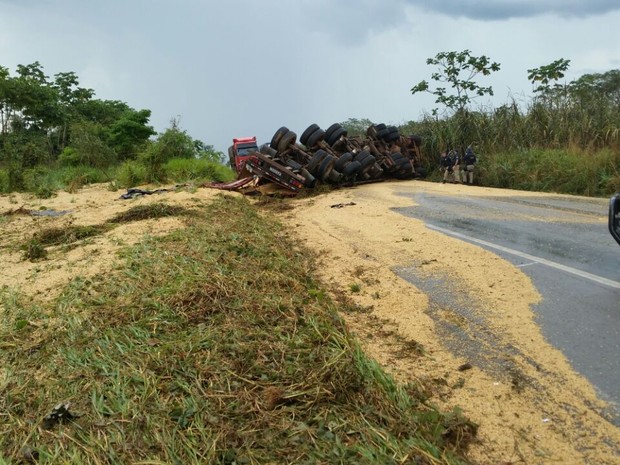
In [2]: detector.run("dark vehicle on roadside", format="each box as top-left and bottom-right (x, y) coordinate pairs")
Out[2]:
(609, 193), (620, 246)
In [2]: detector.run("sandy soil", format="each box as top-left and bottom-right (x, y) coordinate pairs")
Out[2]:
(0, 185), (227, 300)
(1, 181), (619, 464)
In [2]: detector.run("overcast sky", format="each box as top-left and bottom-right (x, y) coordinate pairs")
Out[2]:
(1, 0), (619, 153)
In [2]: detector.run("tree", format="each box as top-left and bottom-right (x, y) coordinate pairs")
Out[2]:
(0, 65), (15, 134)
(194, 139), (224, 163)
(527, 59), (571, 96)
(51, 71), (95, 151)
(107, 109), (156, 160)
(569, 69), (620, 108)
(59, 120), (116, 168)
(340, 117), (374, 137)
(12, 61), (61, 131)
(411, 50), (501, 115)
(152, 119), (196, 160)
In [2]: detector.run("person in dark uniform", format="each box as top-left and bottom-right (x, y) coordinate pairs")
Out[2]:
(440, 151), (453, 183)
(462, 145), (477, 184)
(450, 148), (462, 184)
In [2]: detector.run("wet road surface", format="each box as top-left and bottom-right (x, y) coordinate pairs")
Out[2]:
(393, 190), (620, 424)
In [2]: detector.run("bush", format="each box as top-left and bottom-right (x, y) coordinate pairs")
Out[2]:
(57, 147), (83, 167)
(478, 148), (620, 196)
(58, 166), (110, 193)
(22, 167), (60, 198)
(0, 169), (9, 193)
(58, 166), (109, 185)
(115, 160), (148, 188)
(137, 143), (166, 183)
(163, 158), (236, 183)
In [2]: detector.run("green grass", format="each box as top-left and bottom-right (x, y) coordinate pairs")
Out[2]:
(114, 158), (236, 188)
(0, 195), (474, 464)
(478, 147), (620, 195)
(163, 158), (236, 184)
(32, 225), (113, 247)
(349, 283), (362, 293)
(108, 203), (193, 223)
(21, 165), (112, 198)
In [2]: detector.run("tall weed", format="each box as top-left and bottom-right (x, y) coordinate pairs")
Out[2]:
(115, 160), (148, 188)
(479, 148), (620, 196)
(163, 157), (235, 183)
(0, 168), (9, 193)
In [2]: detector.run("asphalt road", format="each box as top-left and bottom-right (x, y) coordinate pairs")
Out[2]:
(393, 189), (620, 424)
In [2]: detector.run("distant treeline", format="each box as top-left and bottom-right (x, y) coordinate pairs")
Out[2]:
(0, 61), (233, 196)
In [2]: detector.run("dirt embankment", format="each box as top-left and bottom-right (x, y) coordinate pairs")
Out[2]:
(1, 182), (619, 464)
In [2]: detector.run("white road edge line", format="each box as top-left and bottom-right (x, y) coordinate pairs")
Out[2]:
(426, 224), (620, 290)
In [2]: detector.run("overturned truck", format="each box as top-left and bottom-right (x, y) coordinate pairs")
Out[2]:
(226, 122), (426, 194)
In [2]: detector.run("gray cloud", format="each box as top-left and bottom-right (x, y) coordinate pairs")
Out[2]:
(1, 0), (619, 153)
(411, 0), (620, 21)
(299, 0), (408, 45)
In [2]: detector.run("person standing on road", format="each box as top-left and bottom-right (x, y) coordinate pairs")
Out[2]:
(462, 145), (477, 185)
(450, 148), (462, 184)
(440, 151), (453, 183)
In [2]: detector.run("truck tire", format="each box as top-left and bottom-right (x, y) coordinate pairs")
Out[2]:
(277, 130), (297, 153)
(334, 152), (353, 171)
(376, 128), (390, 140)
(367, 163), (383, 179)
(327, 169), (342, 184)
(300, 124), (320, 146)
(307, 149), (329, 171)
(384, 126), (400, 143)
(271, 126), (289, 149)
(385, 152), (403, 172)
(300, 168), (317, 188)
(324, 123), (342, 141)
(342, 160), (362, 177)
(353, 150), (372, 163)
(316, 155), (336, 181)
(259, 144), (277, 157)
(395, 158), (414, 178)
(305, 128), (325, 148)
(327, 127), (347, 146)
(409, 135), (422, 147)
(359, 154), (376, 171)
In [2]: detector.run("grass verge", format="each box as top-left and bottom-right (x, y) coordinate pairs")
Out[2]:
(0, 194), (475, 464)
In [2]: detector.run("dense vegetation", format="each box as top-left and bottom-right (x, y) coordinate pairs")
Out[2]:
(346, 55), (620, 197)
(0, 62), (234, 197)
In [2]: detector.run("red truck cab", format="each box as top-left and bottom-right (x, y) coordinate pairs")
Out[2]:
(228, 137), (259, 172)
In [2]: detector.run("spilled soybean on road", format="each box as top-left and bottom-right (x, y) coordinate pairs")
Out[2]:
(281, 180), (620, 464)
(394, 186), (620, 425)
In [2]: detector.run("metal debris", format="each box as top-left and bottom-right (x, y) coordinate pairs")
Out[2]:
(42, 402), (77, 430)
